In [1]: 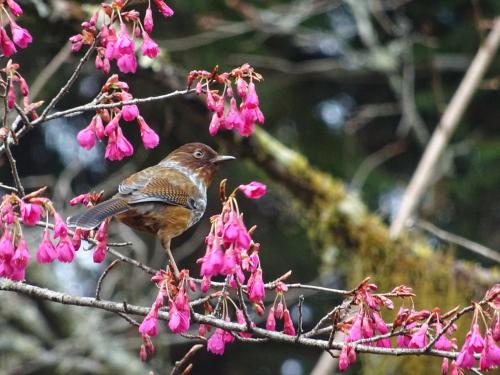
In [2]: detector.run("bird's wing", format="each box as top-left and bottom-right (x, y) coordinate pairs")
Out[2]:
(117, 167), (198, 208)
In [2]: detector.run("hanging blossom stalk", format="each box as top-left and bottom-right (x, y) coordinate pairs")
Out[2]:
(70, 0), (172, 75)
(0, 0), (32, 58)
(188, 64), (265, 137)
(76, 74), (159, 160)
(138, 180), (268, 358)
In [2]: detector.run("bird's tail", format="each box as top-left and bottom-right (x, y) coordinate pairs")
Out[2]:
(67, 198), (130, 230)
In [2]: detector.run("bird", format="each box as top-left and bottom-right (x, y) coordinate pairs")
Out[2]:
(67, 143), (234, 273)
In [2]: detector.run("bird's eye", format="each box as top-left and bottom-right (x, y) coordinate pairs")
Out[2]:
(193, 150), (204, 159)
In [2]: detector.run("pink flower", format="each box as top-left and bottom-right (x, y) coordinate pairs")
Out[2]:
(469, 323), (485, 353)
(207, 328), (226, 355)
(224, 98), (244, 130)
(236, 78), (247, 97)
(20, 202), (43, 226)
(266, 307), (276, 331)
(141, 31), (159, 58)
(77, 124), (96, 150)
(244, 82), (259, 109)
(144, 7), (154, 33)
(153, 0), (174, 17)
(139, 314), (159, 337)
(122, 104), (139, 121)
(283, 308), (296, 336)
(479, 330), (500, 370)
(434, 323), (456, 351)
(338, 345), (356, 372)
(239, 181), (267, 199)
(408, 323), (428, 349)
(200, 240), (224, 277)
(441, 358), (449, 375)
(456, 341), (475, 369)
(12, 239), (30, 269)
(275, 301), (284, 319)
(200, 275), (211, 292)
(222, 213), (251, 251)
(117, 53), (137, 74)
(348, 313), (363, 342)
(93, 242), (106, 263)
(7, 84), (15, 109)
(70, 34), (83, 52)
(56, 237), (75, 263)
(0, 229), (15, 262)
(116, 24), (134, 55)
(209, 113), (221, 136)
(18, 76), (29, 96)
(36, 229), (57, 263)
(10, 21), (32, 48)
(247, 268), (265, 303)
(168, 293), (190, 334)
(137, 116), (159, 149)
(53, 213), (68, 239)
(236, 309), (253, 338)
(94, 115), (105, 139)
(493, 317), (500, 341)
(0, 27), (17, 57)
(6, 0), (23, 16)
(104, 113), (121, 136)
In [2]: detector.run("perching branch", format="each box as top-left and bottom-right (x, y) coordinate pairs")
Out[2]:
(0, 279), (480, 361)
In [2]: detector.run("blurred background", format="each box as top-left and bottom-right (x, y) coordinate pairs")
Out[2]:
(1, 0), (500, 374)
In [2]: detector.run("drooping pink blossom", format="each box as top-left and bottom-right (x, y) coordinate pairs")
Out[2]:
(408, 323), (428, 349)
(338, 345), (356, 372)
(92, 242), (106, 263)
(247, 268), (265, 303)
(144, 7), (154, 33)
(12, 238), (30, 269)
(239, 181), (267, 199)
(283, 308), (296, 336)
(6, 0), (23, 17)
(266, 307), (276, 331)
(456, 341), (475, 369)
(141, 31), (159, 58)
(137, 116), (159, 149)
(244, 82), (259, 109)
(209, 113), (222, 136)
(479, 330), (500, 370)
(117, 53), (137, 74)
(469, 323), (485, 353)
(53, 213), (68, 239)
(77, 124), (96, 150)
(139, 314), (159, 337)
(0, 27), (17, 57)
(10, 21), (32, 48)
(36, 229), (58, 263)
(55, 237), (75, 263)
(122, 104), (139, 121)
(207, 328), (226, 355)
(20, 202), (43, 226)
(153, 0), (174, 17)
(168, 290), (190, 334)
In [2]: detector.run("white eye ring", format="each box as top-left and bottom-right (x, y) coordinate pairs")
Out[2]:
(194, 150), (204, 159)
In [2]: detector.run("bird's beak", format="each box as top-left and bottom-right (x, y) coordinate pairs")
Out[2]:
(211, 155), (236, 163)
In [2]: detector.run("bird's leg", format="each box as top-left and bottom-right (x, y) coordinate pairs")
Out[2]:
(162, 237), (180, 278)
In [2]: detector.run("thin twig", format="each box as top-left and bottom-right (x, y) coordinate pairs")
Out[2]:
(4, 133), (25, 196)
(39, 41), (97, 121)
(0, 182), (18, 193)
(235, 278), (253, 331)
(415, 219), (500, 264)
(95, 259), (121, 300)
(169, 344), (204, 375)
(390, 17), (500, 237)
(295, 295), (304, 342)
(115, 311), (140, 327)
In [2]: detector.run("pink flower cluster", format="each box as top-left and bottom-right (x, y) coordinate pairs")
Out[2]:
(198, 182), (267, 310)
(0, 0), (32, 57)
(0, 190), (78, 280)
(265, 282), (296, 336)
(453, 297), (500, 372)
(77, 75), (159, 160)
(70, 0), (172, 74)
(188, 64), (265, 137)
(138, 269), (194, 361)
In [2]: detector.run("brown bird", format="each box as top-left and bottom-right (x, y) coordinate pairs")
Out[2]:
(67, 143), (234, 271)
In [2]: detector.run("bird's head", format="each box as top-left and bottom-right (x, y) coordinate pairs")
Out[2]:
(160, 143), (235, 187)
